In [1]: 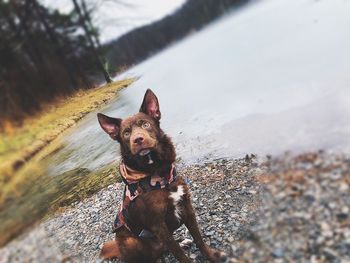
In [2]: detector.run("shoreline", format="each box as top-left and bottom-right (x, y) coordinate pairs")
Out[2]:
(0, 79), (134, 182)
(0, 79), (134, 248)
(1, 151), (349, 262)
(0, 156), (260, 262)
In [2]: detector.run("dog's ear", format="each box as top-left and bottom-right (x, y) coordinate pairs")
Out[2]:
(97, 113), (122, 141)
(139, 89), (161, 121)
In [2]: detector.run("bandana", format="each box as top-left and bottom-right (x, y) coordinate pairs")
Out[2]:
(114, 161), (176, 235)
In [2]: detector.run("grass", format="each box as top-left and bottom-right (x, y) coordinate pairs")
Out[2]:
(0, 160), (121, 247)
(0, 78), (134, 182)
(0, 79), (134, 247)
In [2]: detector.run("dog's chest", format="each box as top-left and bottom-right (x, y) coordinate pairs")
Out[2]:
(169, 184), (185, 221)
(128, 179), (188, 235)
(115, 163), (178, 234)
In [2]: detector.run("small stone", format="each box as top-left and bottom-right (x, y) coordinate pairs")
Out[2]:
(205, 230), (215, 236)
(321, 222), (331, 232)
(272, 248), (284, 258)
(342, 206), (349, 213)
(323, 248), (339, 261)
(336, 213), (348, 221)
(227, 236), (234, 243)
(316, 236), (325, 245)
(310, 255), (318, 263)
(304, 194), (316, 203)
(339, 182), (349, 192)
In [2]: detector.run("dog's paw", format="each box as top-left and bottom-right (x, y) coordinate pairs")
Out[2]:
(208, 250), (236, 263)
(179, 238), (193, 249)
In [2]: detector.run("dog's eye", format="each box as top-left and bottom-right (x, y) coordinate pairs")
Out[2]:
(142, 122), (150, 129)
(123, 131), (130, 138)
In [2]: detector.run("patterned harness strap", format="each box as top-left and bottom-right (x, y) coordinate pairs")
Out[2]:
(114, 161), (177, 235)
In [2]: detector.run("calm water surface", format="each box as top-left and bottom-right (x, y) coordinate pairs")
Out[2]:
(49, 0), (350, 175)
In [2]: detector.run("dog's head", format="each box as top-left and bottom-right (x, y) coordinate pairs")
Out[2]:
(97, 89), (175, 171)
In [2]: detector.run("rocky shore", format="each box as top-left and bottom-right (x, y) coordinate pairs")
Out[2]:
(1, 151), (349, 263)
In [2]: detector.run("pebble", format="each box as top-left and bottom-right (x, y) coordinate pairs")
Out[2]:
(1, 152), (350, 263)
(272, 248), (284, 258)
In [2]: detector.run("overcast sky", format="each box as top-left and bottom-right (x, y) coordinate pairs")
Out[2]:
(40, 0), (185, 43)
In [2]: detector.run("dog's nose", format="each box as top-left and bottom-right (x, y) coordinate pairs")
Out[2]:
(133, 135), (144, 145)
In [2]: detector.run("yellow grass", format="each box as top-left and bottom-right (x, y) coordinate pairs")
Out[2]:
(0, 78), (134, 181)
(0, 156), (121, 247)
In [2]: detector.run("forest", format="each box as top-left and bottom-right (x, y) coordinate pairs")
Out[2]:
(0, 0), (111, 126)
(0, 0), (249, 127)
(106, 0), (249, 70)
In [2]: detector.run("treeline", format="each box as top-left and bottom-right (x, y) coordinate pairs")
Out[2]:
(106, 0), (250, 71)
(0, 0), (249, 127)
(0, 0), (110, 126)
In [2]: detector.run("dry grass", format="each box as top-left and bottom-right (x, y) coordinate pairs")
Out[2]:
(0, 78), (134, 182)
(0, 159), (121, 247)
(0, 78), (135, 247)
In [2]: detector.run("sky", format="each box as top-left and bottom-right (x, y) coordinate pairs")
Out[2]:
(40, 0), (186, 43)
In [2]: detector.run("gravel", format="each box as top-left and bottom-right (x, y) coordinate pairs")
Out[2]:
(235, 152), (350, 263)
(1, 151), (349, 263)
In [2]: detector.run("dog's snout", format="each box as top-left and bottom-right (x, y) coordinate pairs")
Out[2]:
(133, 135), (144, 145)
(129, 129), (156, 155)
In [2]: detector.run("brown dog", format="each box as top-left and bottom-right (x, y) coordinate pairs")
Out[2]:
(97, 89), (228, 263)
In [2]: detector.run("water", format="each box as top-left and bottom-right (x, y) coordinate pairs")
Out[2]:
(49, 0), (350, 175)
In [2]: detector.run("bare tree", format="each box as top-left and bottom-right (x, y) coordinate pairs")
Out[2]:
(72, 0), (112, 83)
(81, 0), (101, 49)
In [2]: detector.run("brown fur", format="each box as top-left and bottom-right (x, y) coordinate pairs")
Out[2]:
(97, 89), (227, 263)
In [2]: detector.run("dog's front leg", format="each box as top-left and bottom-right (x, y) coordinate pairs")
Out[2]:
(184, 202), (228, 263)
(151, 222), (192, 263)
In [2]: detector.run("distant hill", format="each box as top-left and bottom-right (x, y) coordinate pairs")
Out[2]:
(105, 0), (250, 72)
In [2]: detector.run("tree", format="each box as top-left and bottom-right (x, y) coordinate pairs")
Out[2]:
(0, 0), (104, 126)
(71, 0), (112, 83)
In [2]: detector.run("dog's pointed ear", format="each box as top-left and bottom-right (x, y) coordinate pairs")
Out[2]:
(97, 113), (122, 141)
(139, 89), (161, 121)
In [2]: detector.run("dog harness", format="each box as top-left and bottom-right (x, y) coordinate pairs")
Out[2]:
(114, 161), (177, 235)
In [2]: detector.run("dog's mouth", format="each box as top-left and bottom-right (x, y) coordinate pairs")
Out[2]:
(137, 148), (156, 164)
(138, 148), (151, 156)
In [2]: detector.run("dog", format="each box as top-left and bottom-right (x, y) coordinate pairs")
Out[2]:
(97, 89), (228, 263)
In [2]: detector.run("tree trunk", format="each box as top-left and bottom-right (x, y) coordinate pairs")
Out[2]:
(72, 0), (112, 83)
(81, 0), (101, 49)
